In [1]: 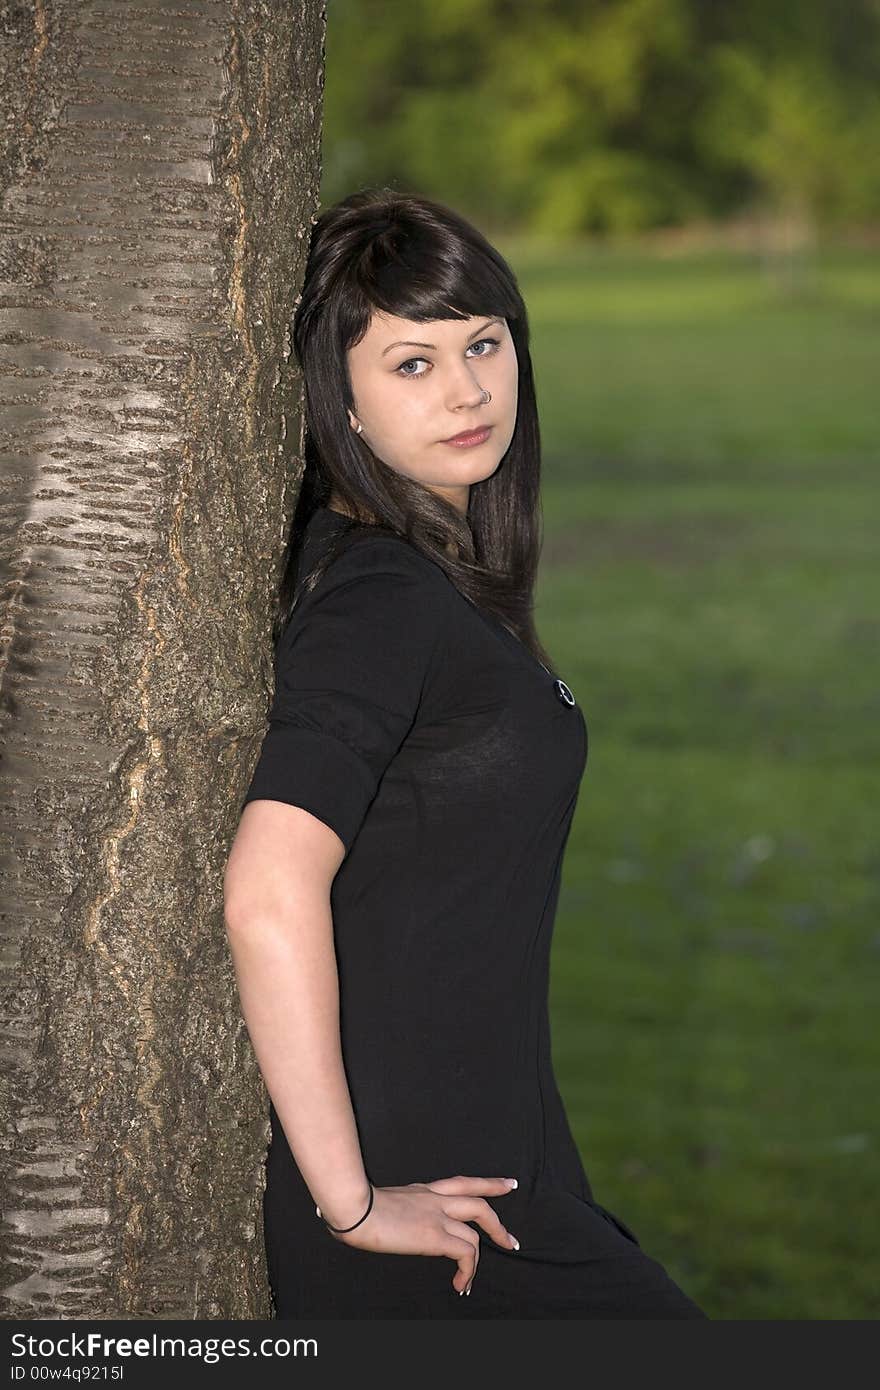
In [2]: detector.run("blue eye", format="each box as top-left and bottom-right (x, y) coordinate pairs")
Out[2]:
(468, 336), (501, 357)
(395, 336), (502, 379)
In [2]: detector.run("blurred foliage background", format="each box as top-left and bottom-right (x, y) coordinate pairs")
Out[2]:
(324, 0), (880, 239)
(322, 0), (880, 1319)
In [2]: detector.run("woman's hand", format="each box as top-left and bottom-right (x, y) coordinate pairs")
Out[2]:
(324, 1175), (520, 1295)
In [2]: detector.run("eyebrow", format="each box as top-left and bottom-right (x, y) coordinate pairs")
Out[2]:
(381, 316), (504, 357)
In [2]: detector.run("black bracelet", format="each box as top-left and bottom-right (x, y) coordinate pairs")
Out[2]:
(315, 1182), (374, 1233)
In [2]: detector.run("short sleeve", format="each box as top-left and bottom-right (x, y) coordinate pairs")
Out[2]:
(241, 538), (449, 853)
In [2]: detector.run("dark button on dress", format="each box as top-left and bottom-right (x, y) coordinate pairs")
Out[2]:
(241, 505), (706, 1319)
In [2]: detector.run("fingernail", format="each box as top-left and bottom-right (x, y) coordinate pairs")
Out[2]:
(458, 1288), (464, 1296)
(466, 1286), (472, 1296)
(509, 1234), (520, 1250)
(505, 1178), (518, 1188)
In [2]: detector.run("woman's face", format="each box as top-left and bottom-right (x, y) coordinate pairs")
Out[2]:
(345, 310), (519, 516)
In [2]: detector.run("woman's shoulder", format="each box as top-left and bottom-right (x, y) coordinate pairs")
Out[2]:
(285, 513), (457, 662)
(304, 511), (453, 599)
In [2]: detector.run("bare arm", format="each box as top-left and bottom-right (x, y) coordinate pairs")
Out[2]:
(223, 793), (519, 1295)
(223, 798), (370, 1230)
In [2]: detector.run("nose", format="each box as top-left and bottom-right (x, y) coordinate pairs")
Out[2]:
(445, 360), (489, 412)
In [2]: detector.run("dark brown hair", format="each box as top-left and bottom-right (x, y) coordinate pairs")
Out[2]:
(274, 186), (557, 675)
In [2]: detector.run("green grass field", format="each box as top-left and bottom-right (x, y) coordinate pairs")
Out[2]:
(508, 241), (879, 1319)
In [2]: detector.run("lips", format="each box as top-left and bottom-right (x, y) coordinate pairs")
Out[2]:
(442, 426), (492, 444)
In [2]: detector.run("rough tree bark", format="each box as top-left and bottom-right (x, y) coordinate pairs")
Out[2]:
(0, 0), (325, 1318)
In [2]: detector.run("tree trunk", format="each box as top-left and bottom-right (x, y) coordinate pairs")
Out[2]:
(0, 0), (325, 1319)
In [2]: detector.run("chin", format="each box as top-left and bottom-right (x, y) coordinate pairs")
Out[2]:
(470, 453), (508, 486)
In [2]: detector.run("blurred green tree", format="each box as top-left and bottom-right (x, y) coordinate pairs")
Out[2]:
(322, 0), (880, 237)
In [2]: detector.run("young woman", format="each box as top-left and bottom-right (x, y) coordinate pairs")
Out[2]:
(223, 188), (707, 1319)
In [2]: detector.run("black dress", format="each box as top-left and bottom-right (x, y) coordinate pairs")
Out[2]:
(241, 505), (706, 1319)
